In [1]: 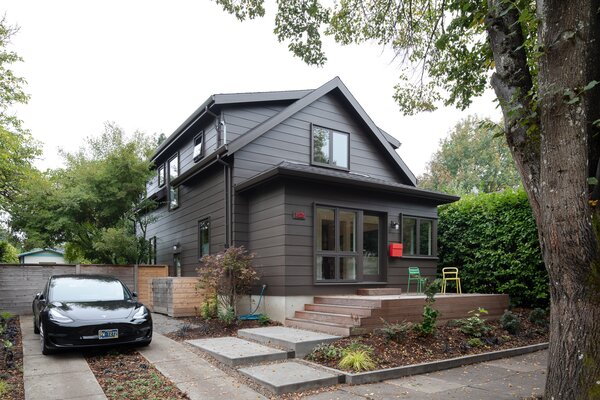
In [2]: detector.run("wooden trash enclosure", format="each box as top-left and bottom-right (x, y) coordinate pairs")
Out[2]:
(150, 277), (207, 317)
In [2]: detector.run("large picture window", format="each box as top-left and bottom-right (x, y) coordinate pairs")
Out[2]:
(198, 219), (210, 259)
(316, 206), (358, 281)
(168, 154), (179, 210)
(311, 125), (349, 169)
(402, 216), (435, 256)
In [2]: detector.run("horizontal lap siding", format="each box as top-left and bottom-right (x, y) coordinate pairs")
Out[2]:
(283, 181), (440, 296)
(146, 164), (226, 277)
(246, 182), (286, 296)
(232, 92), (407, 186)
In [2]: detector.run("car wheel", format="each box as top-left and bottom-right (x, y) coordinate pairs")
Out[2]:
(39, 322), (53, 355)
(33, 315), (40, 334)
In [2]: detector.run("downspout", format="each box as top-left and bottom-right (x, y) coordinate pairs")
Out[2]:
(216, 154), (232, 248)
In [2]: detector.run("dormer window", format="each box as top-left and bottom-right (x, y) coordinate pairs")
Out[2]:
(311, 125), (349, 170)
(193, 132), (204, 161)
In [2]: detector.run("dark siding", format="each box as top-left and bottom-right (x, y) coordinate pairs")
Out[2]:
(281, 179), (439, 296)
(245, 182), (286, 296)
(233, 92), (407, 186)
(146, 164), (226, 276)
(223, 104), (287, 143)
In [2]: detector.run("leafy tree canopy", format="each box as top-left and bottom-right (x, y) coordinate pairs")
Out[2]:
(419, 116), (521, 195)
(10, 123), (156, 263)
(0, 16), (40, 210)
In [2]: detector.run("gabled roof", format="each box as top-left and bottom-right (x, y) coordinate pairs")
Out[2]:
(236, 162), (458, 204)
(18, 248), (65, 257)
(225, 77), (416, 185)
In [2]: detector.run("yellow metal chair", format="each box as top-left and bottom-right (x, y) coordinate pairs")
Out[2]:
(407, 266), (427, 294)
(441, 267), (462, 294)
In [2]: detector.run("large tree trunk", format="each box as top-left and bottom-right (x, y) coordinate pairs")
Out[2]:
(488, 0), (600, 398)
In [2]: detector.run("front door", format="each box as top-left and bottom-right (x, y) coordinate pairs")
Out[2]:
(362, 213), (383, 281)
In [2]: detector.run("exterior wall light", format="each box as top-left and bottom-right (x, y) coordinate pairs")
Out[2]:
(390, 221), (400, 230)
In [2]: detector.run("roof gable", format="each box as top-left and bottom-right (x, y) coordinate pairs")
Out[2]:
(226, 77), (416, 185)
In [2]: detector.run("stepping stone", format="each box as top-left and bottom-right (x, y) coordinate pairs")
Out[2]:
(186, 336), (290, 366)
(238, 326), (341, 357)
(239, 360), (344, 395)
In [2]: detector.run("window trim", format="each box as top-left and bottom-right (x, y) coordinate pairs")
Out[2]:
(167, 153), (180, 210)
(198, 218), (211, 260)
(401, 214), (437, 257)
(193, 131), (205, 162)
(310, 124), (351, 171)
(157, 165), (165, 187)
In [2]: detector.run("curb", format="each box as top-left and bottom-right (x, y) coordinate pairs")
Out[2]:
(344, 342), (549, 385)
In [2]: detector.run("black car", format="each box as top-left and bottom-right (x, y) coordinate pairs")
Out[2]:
(32, 274), (152, 355)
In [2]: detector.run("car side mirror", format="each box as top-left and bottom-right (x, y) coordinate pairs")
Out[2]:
(131, 292), (138, 298)
(37, 293), (45, 302)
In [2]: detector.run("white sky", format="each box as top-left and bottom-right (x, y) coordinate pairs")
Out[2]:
(3, 0), (500, 177)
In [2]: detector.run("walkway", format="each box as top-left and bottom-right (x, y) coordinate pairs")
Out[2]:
(20, 317), (107, 400)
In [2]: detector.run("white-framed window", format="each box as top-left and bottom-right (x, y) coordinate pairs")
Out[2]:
(193, 132), (204, 161)
(311, 125), (350, 170)
(168, 154), (179, 210)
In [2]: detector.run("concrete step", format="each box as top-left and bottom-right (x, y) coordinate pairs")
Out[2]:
(238, 361), (344, 395)
(285, 317), (353, 337)
(357, 288), (403, 296)
(304, 303), (374, 317)
(237, 326), (341, 358)
(294, 310), (362, 326)
(186, 336), (290, 366)
(314, 296), (382, 308)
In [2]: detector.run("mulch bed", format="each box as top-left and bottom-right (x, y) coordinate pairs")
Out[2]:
(165, 317), (280, 341)
(0, 315), (24, 400)
(85, 348), (189, 400)
(306, 308), (548, 372)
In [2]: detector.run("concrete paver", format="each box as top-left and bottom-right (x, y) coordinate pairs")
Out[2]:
(20, 317), (107, 400)
(238, 361), (343, 395)
(139, 332), (267, 400)
(238, 326), (341, 357)
(187, 336), (290, 366)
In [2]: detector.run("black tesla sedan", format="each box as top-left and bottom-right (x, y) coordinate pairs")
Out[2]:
(32, 274), (152, 355)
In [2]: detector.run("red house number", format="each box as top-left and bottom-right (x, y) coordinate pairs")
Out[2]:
(293, 211), (306, 220)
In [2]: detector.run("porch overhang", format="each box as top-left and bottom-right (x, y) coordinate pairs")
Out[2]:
(234, 162), (460, 205)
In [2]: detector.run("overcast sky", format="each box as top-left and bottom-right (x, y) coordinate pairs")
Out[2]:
(3, 0), (500, 177)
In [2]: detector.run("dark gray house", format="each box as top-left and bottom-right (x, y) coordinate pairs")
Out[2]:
(145, 77), (457, 322)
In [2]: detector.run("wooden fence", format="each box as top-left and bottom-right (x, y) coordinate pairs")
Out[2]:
(0, 264), (168, 315)
(150, 277), (208, 317)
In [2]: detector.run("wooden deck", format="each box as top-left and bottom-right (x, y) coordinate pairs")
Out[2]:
(286, 292), (510, 336)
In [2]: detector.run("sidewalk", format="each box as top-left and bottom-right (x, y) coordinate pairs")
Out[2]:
(20, 317), (107, 400)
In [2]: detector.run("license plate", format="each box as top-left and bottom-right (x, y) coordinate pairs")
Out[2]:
(98, 329), (119, 339)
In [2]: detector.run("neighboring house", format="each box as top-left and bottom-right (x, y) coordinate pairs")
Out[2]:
(144, 77), (458, 321)
(18, 248), (66, 264)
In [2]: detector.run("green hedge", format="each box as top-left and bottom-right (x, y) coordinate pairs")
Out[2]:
(438, 189), (548, 307)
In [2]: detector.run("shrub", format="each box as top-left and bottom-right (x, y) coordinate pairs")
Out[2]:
(378, 319), (412, 342)
(199, 294), (218, 320)
(197, 246), (259, 314)
(0, 379), (10, 396)
(415, 279), (442, 336)
(218, 307), (236, 325)
(258, 314), (271, 326)
(529, 308), (548, 327)
(342, 341), (373, 356)
(338, 350), (376, 372)
(438, 189), (548, 307)
(500, 310), (521, 334)
(458, 308), (492, 338)
(467, 338), (484, 348)
(307, 343), (343, 361)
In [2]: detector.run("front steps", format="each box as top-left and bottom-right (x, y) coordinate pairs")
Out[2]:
(186, 326), (343, 394)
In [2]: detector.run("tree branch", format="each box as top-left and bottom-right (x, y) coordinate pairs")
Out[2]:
(485, 0), (541, 217)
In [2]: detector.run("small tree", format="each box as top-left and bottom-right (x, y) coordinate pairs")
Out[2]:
(197, 246), (259, 315)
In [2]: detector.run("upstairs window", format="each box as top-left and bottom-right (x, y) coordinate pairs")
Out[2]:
(193, 132), (204, 161)
(148, 236), (157, 264)
(311, 125), (349, 170)
(158, 165), (165, 187)
(402, 216), (434, 256)
(168, 154), (179, 210)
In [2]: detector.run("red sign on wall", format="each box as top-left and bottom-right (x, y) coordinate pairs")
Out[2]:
(389, 243), (403, 257)
(292, 211), (306, 220)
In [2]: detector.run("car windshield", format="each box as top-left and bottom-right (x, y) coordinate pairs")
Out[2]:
(49, 277), (130, 302)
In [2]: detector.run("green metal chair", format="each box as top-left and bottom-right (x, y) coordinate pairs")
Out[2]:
(407, 266), (427, 294)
